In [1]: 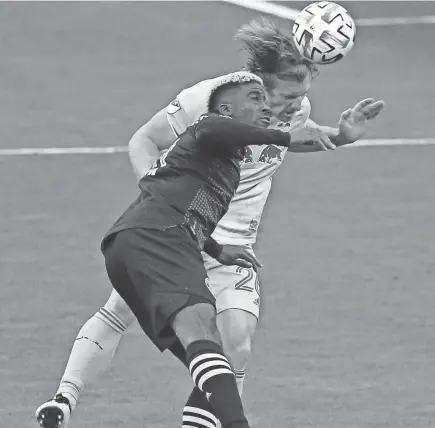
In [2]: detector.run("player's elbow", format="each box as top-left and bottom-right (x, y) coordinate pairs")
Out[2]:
(128, 125), (147, 152)
(128, 128), (160, 181)
(128, 133), (140, 159)
(127, 130), (144, 167)
(128, 125), (158, 160)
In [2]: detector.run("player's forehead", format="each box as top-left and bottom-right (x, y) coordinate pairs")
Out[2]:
(270, 74), (311, 97)
(240, 81), (265, 96)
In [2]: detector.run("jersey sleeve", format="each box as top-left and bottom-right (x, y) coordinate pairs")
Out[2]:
(166, 98), (192, 138)
(195, 115), (290, 149)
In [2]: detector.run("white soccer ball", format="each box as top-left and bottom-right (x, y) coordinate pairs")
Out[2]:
(292, 1), (356, 65)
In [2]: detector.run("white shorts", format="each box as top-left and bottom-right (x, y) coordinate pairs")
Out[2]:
(202, 246), (260, 319)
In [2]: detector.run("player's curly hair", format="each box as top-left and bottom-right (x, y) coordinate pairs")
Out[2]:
(235, 17), (318, 88)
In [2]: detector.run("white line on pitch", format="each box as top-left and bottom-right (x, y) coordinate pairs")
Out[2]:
(0, 147), (128, 156)
(221, 0), (435, 27)
(346, 139), (435, 148)
(222, 0), (299, 20)
(1, 139), (435, 156)
(356, 15), (435, 27)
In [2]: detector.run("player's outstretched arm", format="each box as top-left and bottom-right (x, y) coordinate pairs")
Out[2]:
(196, 114), (333, 151)
(196, 115), (289, 149)
(128, 108), (176, 181)
(306, 98), (385, 147)
(287, 128), (336, 152)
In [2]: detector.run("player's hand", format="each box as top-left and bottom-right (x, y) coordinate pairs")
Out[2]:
(338, 98), (386, 144)
(216, 245), (263, 272)
(288, 128), (336, 151)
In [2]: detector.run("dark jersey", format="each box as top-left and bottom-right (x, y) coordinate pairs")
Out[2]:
(103, 114), (289, 250)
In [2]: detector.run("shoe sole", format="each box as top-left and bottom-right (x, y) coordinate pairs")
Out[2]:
(36, 405), (65, 428)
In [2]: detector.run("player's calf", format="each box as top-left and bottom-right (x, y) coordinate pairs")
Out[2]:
(183, 387), (218, 428)
(36, 289), (136, 428)
(217, 308), (257, 396)
(56, 290), (134, 409)
(172, 303), (251, 428)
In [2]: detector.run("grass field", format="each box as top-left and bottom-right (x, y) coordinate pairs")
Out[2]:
(1, 2), (434, 427)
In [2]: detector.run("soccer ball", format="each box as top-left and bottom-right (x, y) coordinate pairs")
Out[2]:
(292, 1), (356, 65)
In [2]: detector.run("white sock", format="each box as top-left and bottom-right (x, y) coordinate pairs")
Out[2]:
(57, 308), (128, 410)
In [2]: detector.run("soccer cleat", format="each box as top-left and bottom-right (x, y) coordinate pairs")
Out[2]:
(35, 394), (72, 428)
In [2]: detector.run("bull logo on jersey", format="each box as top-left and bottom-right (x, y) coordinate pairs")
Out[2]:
(241, 145), (284, 165)
(258, 145), (283, 164)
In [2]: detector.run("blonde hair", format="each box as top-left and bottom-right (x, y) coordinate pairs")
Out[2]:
(235, 17), (318, 88)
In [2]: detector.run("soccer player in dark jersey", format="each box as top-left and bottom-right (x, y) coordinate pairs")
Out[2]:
(100, 73), (332, 428)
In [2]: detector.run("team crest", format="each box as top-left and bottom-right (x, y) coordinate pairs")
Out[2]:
(167, 98), (181, 114)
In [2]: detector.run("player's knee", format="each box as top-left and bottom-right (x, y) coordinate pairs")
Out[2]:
(224, 327), (253, 365)
(102, 289), (136, 327)
(217, 309), (257, 366)
(172, 302), (221, 348)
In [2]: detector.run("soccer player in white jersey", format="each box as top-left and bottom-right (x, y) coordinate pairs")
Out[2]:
(36, 18), (384, 428)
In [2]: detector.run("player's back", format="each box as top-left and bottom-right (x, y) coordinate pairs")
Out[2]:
(139, 115), (245, 239)
(104, 114), (246, 249)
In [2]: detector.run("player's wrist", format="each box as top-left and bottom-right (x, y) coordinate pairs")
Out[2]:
(204, 237), (223, 259)
(331, 129), (351, 146)
(328, 126), (357, 146)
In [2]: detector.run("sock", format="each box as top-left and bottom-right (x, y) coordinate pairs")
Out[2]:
(183, 387), (217, 428)
(233, 369), (246, 396)
(186, 340), (250, 428)
(57, 308), (127, 410)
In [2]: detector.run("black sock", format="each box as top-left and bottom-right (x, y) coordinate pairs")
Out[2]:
(186, 340), (250, 428)
(183, 387), (217, 428)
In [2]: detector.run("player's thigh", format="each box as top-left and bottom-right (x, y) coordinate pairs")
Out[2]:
(103, 288), (137, 327)
(172, 302), (220, 349)
(203, 250), (261, 320)
(105, 227), (216, 351)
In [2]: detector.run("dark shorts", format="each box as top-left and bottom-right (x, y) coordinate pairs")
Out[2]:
(102, 226), (215, 351)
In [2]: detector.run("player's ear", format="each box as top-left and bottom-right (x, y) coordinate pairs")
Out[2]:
(216, 103), (232, 117)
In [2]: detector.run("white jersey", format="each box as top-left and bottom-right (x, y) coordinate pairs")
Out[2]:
(166, 74), (311, 245)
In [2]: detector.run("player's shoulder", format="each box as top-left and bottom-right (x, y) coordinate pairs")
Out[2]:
(165, 71), (261, 138)
(165, 76), (235, 137)
(195, 113), (233, 124)
(189, 114), (238, 147)
(191, 114), (233, 134)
